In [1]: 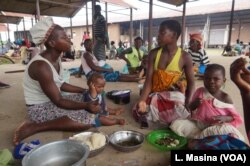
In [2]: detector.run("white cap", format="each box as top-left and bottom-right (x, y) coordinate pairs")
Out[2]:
(29, 17), (56, 45)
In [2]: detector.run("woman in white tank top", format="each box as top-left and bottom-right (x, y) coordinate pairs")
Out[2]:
(13, 17), (125, 146)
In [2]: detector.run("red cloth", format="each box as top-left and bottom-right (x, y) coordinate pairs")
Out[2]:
(190, 33), (202, 44)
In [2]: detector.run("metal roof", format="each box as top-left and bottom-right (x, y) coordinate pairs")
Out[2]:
(100, 0), (137, 9)
(0, 15), (23, 24)
(158, 0), (186, 6)
(158, 0), (198, 6)
(0, 0), (89, 17)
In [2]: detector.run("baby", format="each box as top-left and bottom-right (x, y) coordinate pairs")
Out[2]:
(83, 73), (124, 116)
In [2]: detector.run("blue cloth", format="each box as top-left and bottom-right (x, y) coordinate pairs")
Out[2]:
(198, 64), (207, 74)
(68, 67), (80, 75)
(14, 140), (41, 159)
(189, 135), (250, 150)
(86, 64), (120, 82)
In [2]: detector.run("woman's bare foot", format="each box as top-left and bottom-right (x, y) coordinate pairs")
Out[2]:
(108, 107), (124, 116)
(13, 121), (37, 145)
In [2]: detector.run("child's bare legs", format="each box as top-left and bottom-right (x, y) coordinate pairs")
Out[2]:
(99, 116), (125, 125)
(107, 107), (124, 115)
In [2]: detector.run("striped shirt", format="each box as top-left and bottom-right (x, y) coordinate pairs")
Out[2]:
(188, 48), (209, 65)
(93, 14), (106, 38)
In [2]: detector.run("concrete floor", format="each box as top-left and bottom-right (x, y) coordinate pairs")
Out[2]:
(0, 49), (248, 166)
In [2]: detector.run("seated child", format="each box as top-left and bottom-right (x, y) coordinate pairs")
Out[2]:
(171, 64), (243, 139)
(83, 73), (124, 117)
(81, 39), (141, 82)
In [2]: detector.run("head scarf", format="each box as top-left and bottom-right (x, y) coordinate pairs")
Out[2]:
(29, 17), (56, 45)
(189, 33), (203, 44)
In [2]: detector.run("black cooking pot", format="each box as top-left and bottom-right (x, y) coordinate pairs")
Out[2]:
(106, 90), (131, 105)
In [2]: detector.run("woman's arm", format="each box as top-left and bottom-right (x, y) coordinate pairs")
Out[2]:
(120, 48), (133, 66)
(182, 51), (195, 107)
(60, 82), (86, 93)
(29, 61), (100, 113)
(84, 52), (113, 73)
(137, 49), (156, 112)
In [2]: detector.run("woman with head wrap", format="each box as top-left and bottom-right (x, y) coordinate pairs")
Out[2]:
(188, 33), (210, 66)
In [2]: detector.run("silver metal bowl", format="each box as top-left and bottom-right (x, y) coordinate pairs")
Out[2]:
(69, 131), (109, 158)
(22, 140), (89, 166)
(109, 130), (144, 152)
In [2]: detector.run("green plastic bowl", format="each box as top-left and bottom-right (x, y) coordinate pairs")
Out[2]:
(147, 129), (187, 151)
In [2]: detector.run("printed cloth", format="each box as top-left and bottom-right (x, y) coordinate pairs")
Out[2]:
(188, 135), (250, 150)
(133, 91), (190, 125)
(191, 87), (243, 128)
(27, 93), (99, 126)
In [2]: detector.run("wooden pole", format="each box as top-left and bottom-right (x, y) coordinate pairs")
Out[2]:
(70, 17), (73, 38)
(181, 1), (186, 49)
(129, 8), (133, 46)
(86, 3), (89, 34)
(148, 0), (153, 51)
(31, 17), (34, 27)
(237, 20), (241, 40)
(7, 22), (10, 42)
(227, 0), (235, 46)
(36, 0), (40, 21)
(92, 0), (96, 42)
(22, 17), (26, 38)
(16, 24), (19, 40)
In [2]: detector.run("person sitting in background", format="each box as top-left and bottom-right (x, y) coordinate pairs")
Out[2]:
(234, 39), (242, 55)
(116, 40), (124, 59)
(120, 37), (144, 74)
(81, 39), (141, 82)
(230, 58), (250, 142)
(222, 45), (236, 56)
(27, 42), (39, 60)
(19, 40), (28, 64)
(245, 42), (250, 56)
(82, 31), (90, 42)
(0, 81), (10, 89)
(188, 33), (209, 75)
(109, 41), (116, 60)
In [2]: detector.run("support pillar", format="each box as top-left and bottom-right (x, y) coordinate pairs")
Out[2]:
(148, 0), (153, 51)
(86, 3), (89, 34)
(181, 0), (186, 49)
(227, 0), (235, 46)
(129, 8), (133, 46)
(70, 17), (73, 38)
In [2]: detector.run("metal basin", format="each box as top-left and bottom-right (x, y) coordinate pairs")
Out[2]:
(109, 130), (144, 152)
(22, 140), (89, 166)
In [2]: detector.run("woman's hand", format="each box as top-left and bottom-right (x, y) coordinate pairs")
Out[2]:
(230, 58), (250, 92)
(138, 100), (147, 113)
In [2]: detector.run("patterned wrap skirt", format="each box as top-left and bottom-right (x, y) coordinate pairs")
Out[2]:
(27, 93), (98, 126)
